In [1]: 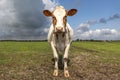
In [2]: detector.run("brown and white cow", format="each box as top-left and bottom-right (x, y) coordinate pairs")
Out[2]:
(43, 6), (77, 77)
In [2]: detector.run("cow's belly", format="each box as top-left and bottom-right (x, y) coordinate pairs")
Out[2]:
(56, 42), (65, 52)
(53, 33), (66, 52)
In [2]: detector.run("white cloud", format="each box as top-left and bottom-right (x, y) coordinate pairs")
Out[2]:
(44, 27), (49, 33)
(74, 13), (120, 40)
(76, 20), (97, 33)
(42, 0), (58, 11)
(74, 28), (120, 40)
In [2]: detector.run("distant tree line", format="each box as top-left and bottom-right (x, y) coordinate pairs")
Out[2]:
(0, 40), (48, 42)
(74, 39), (120, 42)
(0, 39), (120, 42)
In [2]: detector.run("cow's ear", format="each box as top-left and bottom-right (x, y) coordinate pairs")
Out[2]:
(43, 10), (52, 17)
(67, 9), (77, 16)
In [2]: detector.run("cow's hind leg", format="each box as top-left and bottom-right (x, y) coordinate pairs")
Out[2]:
(51, 42), (58, 76)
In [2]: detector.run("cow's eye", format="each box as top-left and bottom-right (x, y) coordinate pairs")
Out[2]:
(64, 16), (67, 18)
(63, 16), (67, 19)
(64, 16), (67, 20)
(63, 16), (67, 26)
(52, 16), (55, 19)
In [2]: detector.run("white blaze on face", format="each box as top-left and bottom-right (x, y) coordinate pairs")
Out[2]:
(53, 6), (66, 32)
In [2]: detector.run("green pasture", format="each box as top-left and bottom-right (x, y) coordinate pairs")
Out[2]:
(0, 41), (120, 64)
(72, 41), (120, 63)
(0, 42), (52, 64)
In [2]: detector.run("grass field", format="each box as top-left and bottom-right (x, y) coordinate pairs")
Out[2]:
(0, 41), (120, 80)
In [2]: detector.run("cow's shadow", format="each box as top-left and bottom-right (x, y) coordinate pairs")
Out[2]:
(51, 54), (70, 70)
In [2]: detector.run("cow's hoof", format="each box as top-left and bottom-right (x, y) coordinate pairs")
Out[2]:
(64, 70), (69, 77)
(53, 70), (58, 76)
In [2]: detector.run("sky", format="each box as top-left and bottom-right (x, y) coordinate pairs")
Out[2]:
(0, 0), (120, 40)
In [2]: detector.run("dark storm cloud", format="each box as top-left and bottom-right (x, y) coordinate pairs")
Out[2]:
(0, 0), (58, 40)
(99, 13), (120, 24)
(109, 13), (120, 20)
(99, 18), (107, 23)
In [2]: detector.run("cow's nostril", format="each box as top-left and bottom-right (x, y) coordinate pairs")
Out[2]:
(56, 27), (63, 31)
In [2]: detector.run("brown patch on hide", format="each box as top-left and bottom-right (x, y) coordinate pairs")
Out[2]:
(52, 15), (57, 26)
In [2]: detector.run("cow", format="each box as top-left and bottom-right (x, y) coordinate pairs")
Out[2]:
(43, 6), (77, 77)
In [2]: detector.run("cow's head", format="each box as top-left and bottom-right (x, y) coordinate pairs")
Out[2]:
(43, 6), (77, 33)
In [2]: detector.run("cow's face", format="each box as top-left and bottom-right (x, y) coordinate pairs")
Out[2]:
(43, 6), (77, 33)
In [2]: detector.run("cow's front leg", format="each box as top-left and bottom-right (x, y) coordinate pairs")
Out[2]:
(63, 43), (70, 77)
(51, 41), (58, 76)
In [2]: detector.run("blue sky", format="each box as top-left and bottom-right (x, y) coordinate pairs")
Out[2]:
(59, 0), (120, 29)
